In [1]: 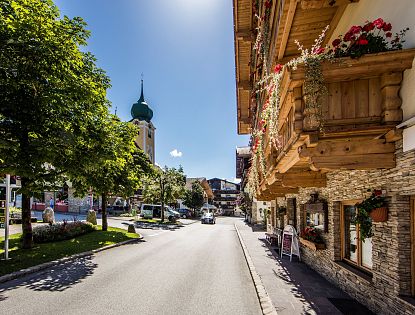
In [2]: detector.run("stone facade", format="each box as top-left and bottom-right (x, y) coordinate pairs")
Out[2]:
(269, 140), (415, 314)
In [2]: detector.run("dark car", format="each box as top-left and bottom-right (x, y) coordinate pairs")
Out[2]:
(177, 208), (192, 218)
(201, 212), (215, 224)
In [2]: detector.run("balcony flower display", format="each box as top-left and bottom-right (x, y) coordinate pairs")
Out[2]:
(246, 19), (408, 198)
(299, 227), (326, 250)
(330, 18), (409, 59)
(300, 227), (324, 244)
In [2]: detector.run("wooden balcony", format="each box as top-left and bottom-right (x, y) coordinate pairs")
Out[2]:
(258, 49), (415, 197)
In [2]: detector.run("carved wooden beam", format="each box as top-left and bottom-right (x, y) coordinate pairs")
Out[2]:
(237, 80), (253, 90)
(278, 0), (297, 60)
(276, 171), (327, 188)
(310, 153), (396, 170)
(298, 139), (395, 158)
(300, 0), (359, 10)
(236, 30), (254, 42)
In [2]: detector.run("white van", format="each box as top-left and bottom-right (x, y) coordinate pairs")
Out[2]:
(140, 204), (179, 221)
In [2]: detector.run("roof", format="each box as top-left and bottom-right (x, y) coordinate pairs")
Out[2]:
(186, 177), (214, 199)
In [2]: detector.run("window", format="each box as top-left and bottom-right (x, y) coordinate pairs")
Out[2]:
(341, 202), (373, 270)
(148, 129), (152, 138)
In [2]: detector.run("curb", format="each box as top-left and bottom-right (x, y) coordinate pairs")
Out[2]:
(234, 223), (278, 315)
(0, 236), (143, 285)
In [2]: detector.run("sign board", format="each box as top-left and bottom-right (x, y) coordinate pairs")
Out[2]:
(0, 200), (5, 229)
(281, 225), (300, 261)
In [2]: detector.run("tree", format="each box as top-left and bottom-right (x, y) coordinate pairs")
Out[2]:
(239, 191), (252, 221)
(143, 166), (186, 222)
(0, 0), (111, 248)
(183, 181), (204, 216)
(71, 116), (154, 231)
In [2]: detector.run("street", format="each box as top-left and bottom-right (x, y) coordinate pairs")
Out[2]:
(0, 217), (262, 315)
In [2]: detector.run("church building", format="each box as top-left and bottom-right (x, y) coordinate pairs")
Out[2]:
(131, 79), (155, 164)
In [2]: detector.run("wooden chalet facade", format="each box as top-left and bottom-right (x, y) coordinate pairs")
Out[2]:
(233, 0), (415, 313)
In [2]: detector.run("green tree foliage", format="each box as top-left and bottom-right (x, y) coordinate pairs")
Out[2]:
(71, 116), (154, 231)
(0, 0), (111, 247)
(239, 191), (252, 218)
(143, 166), (186, 222)
(183, 181), (204, 215)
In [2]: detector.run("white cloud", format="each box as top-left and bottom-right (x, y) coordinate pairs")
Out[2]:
(170, 149), (183, 158)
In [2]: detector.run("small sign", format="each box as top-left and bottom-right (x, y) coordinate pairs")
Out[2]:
(0, 199), (5, 229)
(282, 234), (293, 256)
(281, 225), (301, 262)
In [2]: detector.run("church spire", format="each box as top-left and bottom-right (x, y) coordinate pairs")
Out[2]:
(139, 78), (144, 101)
(131, 74), (153, 122)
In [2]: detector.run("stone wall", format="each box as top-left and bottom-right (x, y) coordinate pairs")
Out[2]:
(275, 140), (415, 314)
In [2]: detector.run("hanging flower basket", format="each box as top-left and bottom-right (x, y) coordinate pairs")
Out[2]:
(369, 207), (388, 222)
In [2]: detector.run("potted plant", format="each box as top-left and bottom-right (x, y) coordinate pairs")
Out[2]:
(353, 190), (388, 241)
(299, 226), (325, 250)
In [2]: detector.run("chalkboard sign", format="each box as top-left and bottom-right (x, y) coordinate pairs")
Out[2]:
(282, 234), (293, 256)
(281, 225), (301, 262)
(0, 199), (5, 229)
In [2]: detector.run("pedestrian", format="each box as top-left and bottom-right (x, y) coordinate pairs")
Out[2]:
(49, 197), (54, 209)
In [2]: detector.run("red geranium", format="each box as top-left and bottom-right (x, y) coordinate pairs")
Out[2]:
(332, 38), (341, 47)
(373, 18), (384, 29)
(358, 38), (368, 45)
(273, 64), (283, 73)
(386, 32), (392, 38)
(363, 22), (375, 32)
(348, 25), (362, 35)
(382, 23), (392, 32)
(313, 47), (325, 55)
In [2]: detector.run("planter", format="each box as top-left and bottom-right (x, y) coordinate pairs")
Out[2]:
(369, 207), (388, 222)
(299, 237), (326, 251)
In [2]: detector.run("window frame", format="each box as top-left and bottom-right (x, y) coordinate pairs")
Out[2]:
(340, 200), (373, 273)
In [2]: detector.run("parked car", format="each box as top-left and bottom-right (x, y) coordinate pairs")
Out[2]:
(177, 208), (192, 218)
(140, 204), (178, 221)
(201, 212), (215, 224)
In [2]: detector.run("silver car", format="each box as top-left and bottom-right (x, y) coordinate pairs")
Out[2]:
(201, 213), (215, 224)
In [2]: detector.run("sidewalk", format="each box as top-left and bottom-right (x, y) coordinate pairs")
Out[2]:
(235, 220), (373, 315)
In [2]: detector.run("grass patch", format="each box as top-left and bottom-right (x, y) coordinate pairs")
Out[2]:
(0, 226), (140, 277)
(135, 218), (182, 225)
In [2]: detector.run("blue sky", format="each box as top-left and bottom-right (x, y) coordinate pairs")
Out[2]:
(54, 0), (249, 183)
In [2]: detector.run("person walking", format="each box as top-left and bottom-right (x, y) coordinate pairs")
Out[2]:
(49, 197), (54, 209)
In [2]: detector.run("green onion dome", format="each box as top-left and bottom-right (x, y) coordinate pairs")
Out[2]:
(131, 80), (153, 122)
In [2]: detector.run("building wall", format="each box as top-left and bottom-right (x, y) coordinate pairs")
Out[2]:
(273, 139), (415, 314)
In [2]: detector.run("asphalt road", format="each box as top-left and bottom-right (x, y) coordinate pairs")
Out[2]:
(0, 216), (262, 315)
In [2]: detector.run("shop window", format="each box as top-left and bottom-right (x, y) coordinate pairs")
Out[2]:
(341, 202), (373, 271)
(303, 193), (327, 232)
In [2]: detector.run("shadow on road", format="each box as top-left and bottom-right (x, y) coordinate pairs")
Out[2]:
(133, 221), (185, 231)
(0, 256), (98, 300)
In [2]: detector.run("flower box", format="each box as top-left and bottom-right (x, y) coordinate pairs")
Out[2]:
(299, 237), (326, 251)
(369, 207), (388, 222)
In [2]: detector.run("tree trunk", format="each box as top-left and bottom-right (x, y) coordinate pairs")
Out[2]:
(102, 193), (108, 231)
(21, 178), (33, 249)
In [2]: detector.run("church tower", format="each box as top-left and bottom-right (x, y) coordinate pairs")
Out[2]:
(131, 79), (155, 164)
